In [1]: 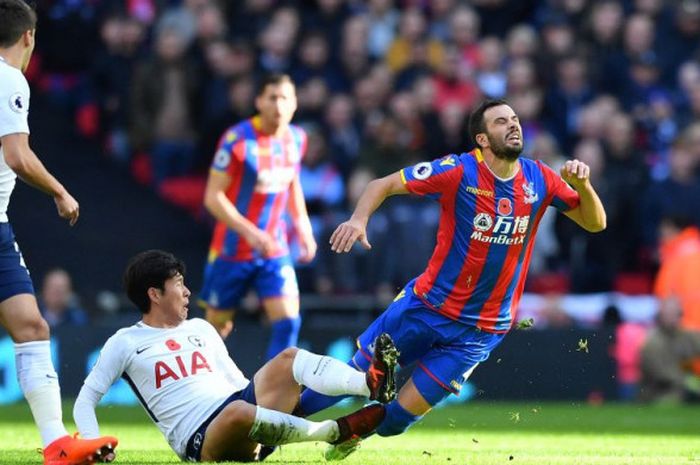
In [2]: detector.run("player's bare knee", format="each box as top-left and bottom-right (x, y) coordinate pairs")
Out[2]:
(12, 315), (49, 342)
(221, 400), (255, 428)
(279, 347), (298, 362)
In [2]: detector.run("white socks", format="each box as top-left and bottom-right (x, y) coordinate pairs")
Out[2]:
(15, 340), (68, 446)
(249, 406), (339, 445)
(291, 349), (370, 397)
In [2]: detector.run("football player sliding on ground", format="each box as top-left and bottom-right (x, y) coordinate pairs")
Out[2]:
(73, 250), (399, 462)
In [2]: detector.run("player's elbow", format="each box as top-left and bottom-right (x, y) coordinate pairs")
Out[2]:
(586, 216), (606, 233)
(3, 146), (26, 173)
(203, 190), (220, 214)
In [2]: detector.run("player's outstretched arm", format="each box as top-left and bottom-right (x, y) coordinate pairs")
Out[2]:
(560, 159), (606, 233)
(330, 171), (408, 253)
(1, 133), (79, 225)
(204, 170), (276, 257)
(73, 385), (116, 462)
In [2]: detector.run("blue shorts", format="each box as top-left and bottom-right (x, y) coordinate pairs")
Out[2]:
(353, 280), (505, 405)
(0, 223), (34, 303)
(199, 255), (298, 310)
(184, 381), (257, 462)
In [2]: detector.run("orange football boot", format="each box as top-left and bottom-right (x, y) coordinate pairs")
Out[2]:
(43, 433), (118, 465)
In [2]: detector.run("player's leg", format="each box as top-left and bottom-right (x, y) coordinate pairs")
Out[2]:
(257, 256), (301, 360)
(200, 396), (384, 461)
(376, 328), (506, 437)
(252, 342), (397, 413)
(204, 307), (235, 339)
(0, 294), (68, 447)
(0, 296), (118, 464)
(298, 283), (432, 416)
(200, 258), (253, 339)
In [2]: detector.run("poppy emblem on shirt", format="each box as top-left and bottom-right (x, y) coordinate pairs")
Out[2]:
(497, 198), (513, 216)
(9, 92), (26, 113)
(165, 339), (181, 351)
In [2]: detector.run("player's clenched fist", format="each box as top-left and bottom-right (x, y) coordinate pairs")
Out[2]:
(54, 191), (79, 226)
(560, 159), (591, 190)
(330, 218), (372, 253)
(243, 227), (276, 257)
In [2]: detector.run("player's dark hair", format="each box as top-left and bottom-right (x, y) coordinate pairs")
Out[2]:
(255, 73), (294, 97)
(0, 0), (37, 48)
(468, 98), (510, 149)
(123, 250), (186, 314)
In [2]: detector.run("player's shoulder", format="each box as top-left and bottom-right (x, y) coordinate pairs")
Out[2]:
(101, 324), (140, 352)
(0, 61), (28, 90)
(522, 157), (559, 179)
(288, 123), (307, 140)
(184, 317), (218, 333)
(220, 121), (250, 145)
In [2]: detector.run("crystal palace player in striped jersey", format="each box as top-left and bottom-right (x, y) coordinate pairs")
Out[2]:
(199, 74), (316, 360)
(300, 99), (607, 460)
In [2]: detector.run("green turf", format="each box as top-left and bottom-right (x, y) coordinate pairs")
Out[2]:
(1, 401), (698, 464)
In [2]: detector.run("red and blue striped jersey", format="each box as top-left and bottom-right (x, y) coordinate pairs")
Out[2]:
(400, 149), (580, 332)
(208, 116), (307, 261)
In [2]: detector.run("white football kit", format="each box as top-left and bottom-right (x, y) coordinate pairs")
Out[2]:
(0, 56), (29, 222)
(83, 318), (249, 458)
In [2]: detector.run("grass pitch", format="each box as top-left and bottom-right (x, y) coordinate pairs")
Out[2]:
(0, 401), (698, 465)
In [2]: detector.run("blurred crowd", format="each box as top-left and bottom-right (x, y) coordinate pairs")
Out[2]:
(24, 0), (700, 400)
(26, 0), (700, 297)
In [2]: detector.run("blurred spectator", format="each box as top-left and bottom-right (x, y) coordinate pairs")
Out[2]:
(323, 93), (361, 180)
(642, 214), (700, 402)
(432, 44), (480, 113)
(505, 24), (539, 61)
(427, 0), (456, 42)
(366, 0), (399, 59)
(606, 306), (649, 401)
(476, 36), (507, 98)
(544, 55), (594, 151)
(298, 127), (345, 293)
(654, 216), (700, 332)
(643, 134), (700, 246)
(39, 269), (88, 328)
(449, 5), (481, 75)
(385, 7), (444, 74)
(91, 12), (146, 163)
(640, 297), (700, 402)
(291, 31), (344, 91)
(130, 15), (201, 186)
(356, 115), (420, 179)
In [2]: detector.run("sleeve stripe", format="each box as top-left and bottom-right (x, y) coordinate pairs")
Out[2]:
(400, 169), (407, 184)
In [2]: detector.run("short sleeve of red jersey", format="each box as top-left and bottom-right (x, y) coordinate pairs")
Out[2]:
(210, 127), (245, 176)
(400, 155), (463, 201)
(538, 161), (580, 212)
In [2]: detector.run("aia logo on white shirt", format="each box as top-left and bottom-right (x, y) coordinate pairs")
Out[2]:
(154, 349), (212, 389)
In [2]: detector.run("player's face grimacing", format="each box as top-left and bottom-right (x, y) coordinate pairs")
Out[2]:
(159, 273), (191, 322)
(483, 105), (523, 161)
(256, 82), (297, 130)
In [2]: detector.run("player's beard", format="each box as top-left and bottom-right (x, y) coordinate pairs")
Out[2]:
(488, 132), (523, 161)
